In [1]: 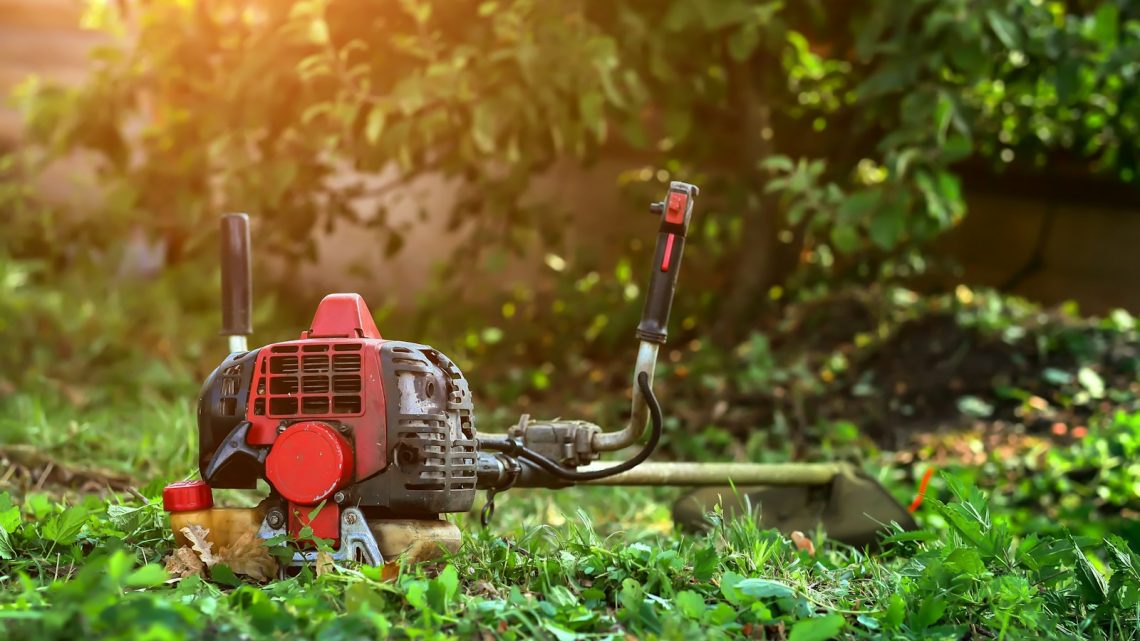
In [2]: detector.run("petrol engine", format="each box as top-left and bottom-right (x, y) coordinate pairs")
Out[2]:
(163, 182), (699, 567)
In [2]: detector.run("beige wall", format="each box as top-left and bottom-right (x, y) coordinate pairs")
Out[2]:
(939, 192), (1140, 314)
(0, 0), (97, 145)
(303, 159), (647, 303)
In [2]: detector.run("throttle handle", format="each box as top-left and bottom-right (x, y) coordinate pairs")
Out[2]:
(636, 181), (699, 345)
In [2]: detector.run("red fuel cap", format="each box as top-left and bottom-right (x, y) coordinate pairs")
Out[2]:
(162, 480), (214, 513)
(265, 422), (354, 505)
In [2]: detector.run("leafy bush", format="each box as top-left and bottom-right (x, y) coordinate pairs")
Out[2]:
(16, 0), (1140, 343)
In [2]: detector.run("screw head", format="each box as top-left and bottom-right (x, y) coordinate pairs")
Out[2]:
(344, 511), (358, 525)
(266, 508), (285, 529)
(333, 491), (346, 504)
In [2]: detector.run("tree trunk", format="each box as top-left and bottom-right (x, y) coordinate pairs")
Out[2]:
(712, 57), (789, 345)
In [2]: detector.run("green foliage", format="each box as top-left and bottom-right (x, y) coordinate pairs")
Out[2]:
(5, 472), (1140, 640)
(797, 0), (1140, 261)
(15, 0), (1140, 310)
(955, 408), (1140, 544)
(6, 0), (1140, 432)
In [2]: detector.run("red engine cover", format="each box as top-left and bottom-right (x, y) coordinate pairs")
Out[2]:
(243, 293), (389, 480)
(265, 422), (354, 505)
(288, 501), (341, 547)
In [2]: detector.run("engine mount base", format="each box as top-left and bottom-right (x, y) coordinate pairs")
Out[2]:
(257, 508), (461, 570)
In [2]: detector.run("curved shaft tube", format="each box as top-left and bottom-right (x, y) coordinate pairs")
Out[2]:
(590, 341), (658, 451)
(481, 184), (697, 456)
(478, 341), (660, 453)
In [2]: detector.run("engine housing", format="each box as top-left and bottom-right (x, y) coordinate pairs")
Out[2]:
(196, 294), (477, 518)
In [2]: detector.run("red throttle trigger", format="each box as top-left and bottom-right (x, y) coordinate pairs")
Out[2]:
(664, 191), (688, 224)
(658, 192), (689, 272)
(660, 235), (676, 272)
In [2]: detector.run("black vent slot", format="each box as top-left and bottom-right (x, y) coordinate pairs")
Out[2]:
(333, 354), (361, 371)
(270, 397), (298, 415)
(303, 376), (329, 393)
(216, 363), (243, 416)
(270, 378), (298, 394)
(333, 396), (361, 414)
(302, 397), (330, 414)
(263, 342), (364, 417)
(302, 354), (330, 373)
(269, 356), (298, 374)
(333, 375), (360, 393)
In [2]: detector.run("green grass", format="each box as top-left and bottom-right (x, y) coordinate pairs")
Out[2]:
(4, 279), (1140, 640)
(0, 394), (198, 481)
(3, 394), (1140, 640)
(2, 475), (1139, 640)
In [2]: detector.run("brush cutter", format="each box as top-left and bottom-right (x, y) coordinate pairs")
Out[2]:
(163, 182), (915, 567)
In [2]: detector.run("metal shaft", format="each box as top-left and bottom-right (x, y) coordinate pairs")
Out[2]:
(578, 461), (845, 486)
(590, 341), (658, 451)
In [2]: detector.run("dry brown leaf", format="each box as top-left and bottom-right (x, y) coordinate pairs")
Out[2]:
(471, 579), (500, 597)
(380, 562), (400, 583)
(182, 525), (218, 566)
(216, 531), (278, 582)
(314, 549), (334, 577)
(790, 530), (816, 555)
(164, 546), (206, 579)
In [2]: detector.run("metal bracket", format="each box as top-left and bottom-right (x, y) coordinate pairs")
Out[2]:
(507, 415), (600, 467)
(257, 507), (384, 568)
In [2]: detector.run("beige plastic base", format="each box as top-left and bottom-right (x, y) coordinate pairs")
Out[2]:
(170, 508), (459, 575)
(171, 506), (267, 549)
(369, 518), (462, 564)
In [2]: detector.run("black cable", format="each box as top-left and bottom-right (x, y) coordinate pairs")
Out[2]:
(478, 371), (662, 483)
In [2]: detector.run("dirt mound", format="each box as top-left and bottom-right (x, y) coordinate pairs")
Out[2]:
(725, 288), (1140, 450)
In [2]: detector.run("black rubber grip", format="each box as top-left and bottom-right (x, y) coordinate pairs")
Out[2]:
(636, 182), (698, 344)
(220, 213), (253, 336)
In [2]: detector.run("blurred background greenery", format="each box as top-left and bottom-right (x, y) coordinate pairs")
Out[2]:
(1, 0), (1139, 490)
